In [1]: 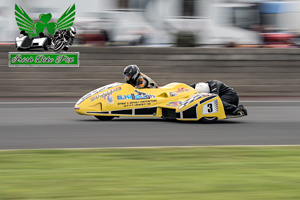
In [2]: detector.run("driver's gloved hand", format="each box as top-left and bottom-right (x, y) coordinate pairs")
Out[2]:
(233, 105), (248, 116)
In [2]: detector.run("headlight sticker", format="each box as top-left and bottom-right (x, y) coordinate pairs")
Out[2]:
(76, 82), (123, 105)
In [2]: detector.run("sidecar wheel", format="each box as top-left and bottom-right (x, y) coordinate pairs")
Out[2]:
(200, 117), (218, 124)
(95, 116), (114, 121)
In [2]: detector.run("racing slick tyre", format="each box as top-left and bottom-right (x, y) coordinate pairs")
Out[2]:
(200, 117), (218, 124)
(95, 116), (114, 121)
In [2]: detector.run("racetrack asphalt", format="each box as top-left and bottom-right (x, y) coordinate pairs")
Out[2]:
(0, 98), (300, 149)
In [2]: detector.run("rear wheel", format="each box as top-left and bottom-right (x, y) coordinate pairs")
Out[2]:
(200, 117), (218, 124)
(95, 116), (114, 121)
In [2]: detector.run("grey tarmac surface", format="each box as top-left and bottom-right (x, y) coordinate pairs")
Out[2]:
(0, 98), (300, 149)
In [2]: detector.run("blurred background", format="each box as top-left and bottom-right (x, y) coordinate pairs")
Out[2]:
(1, 0), (300, 98)
(1, 3), (300, 200)
(2, 0), (300, 47)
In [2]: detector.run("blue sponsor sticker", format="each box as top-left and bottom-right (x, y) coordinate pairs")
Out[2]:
(117, 90), (155, 100)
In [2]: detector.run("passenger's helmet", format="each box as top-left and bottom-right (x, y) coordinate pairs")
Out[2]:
(195, 82), (210, 93)
(70, 26), (76, 37)
(123, 65), (140, 84)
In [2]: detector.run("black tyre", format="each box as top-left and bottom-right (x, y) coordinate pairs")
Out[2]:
(200, 117), (218, 124)
(95, 116), (114, 121)
(43, 46), (49, 51)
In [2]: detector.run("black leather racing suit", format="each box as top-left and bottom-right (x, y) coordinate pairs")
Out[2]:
(191, 80), (239, 114)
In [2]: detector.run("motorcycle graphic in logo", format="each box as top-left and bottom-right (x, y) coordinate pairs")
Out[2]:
(15, 4), (76, 51)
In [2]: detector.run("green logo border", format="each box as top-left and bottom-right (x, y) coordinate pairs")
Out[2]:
(9, 52), (80, 67)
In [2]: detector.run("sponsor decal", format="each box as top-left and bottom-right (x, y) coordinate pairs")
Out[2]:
(178, 93), (208, 109)
(174, 87), (191, 93)
(118, 100), (157, 108)
(76, 83), (123, 105)
(107, 95), (114, 104)
(169, 87), (191, 97)
(166, 101), (182, 107)
(10, 4), (79, 67)
(117, 90), (156, 101)
(89, 87), (122, 102)
(169, 92), (178, 97)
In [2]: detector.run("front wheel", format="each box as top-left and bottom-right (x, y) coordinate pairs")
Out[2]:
(95, 116), (114, 121)
(200, 117), (218, 124)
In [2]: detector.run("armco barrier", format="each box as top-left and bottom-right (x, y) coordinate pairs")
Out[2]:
(1, 45), (300, 97)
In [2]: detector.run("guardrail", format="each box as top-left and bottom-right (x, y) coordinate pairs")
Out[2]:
(1, 45), (300, 97)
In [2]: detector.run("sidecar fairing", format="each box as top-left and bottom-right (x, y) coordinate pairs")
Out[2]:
(16, 35), (50, 50)
(75, 82), (227, 122)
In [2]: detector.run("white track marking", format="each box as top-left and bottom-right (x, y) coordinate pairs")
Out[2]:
(1, 145), (300, 151)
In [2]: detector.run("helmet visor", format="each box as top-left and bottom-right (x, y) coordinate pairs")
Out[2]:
(124, 74), (132, 81)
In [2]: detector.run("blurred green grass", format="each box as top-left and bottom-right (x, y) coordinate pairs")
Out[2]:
(1, 147), (300, 200)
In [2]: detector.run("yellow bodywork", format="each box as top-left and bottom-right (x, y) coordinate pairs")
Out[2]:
(75, 82), (226, 121)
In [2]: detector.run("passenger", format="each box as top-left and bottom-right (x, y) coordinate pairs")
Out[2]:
(190, 80), (248, 116)
(123, 65), (158, 89)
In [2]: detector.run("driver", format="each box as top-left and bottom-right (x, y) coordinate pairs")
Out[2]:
(123, 65), (158, 89)
(20, 30), (29, 37)
(190, 80), (248, 116)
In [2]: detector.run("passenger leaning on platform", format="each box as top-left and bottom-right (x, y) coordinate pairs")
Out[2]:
(123, 65), (158, 89)
(190, 80), (248, 116)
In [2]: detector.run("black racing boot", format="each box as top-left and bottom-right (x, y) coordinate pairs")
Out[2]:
(233, 105), (248, 116)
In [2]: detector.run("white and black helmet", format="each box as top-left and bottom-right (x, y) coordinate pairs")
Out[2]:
(195, 82), (210, 93)
(70, 26), (76, 37)
(123, 65), (140, 84)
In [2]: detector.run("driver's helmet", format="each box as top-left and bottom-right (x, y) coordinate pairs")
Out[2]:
(123, 65), (140, 84)
(70, 27), (76, 37)
(20, 30), (28, 37)
(195, 82), (210, 93)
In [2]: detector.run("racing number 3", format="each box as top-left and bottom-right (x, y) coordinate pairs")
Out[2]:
(207, 103), (213, 113)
